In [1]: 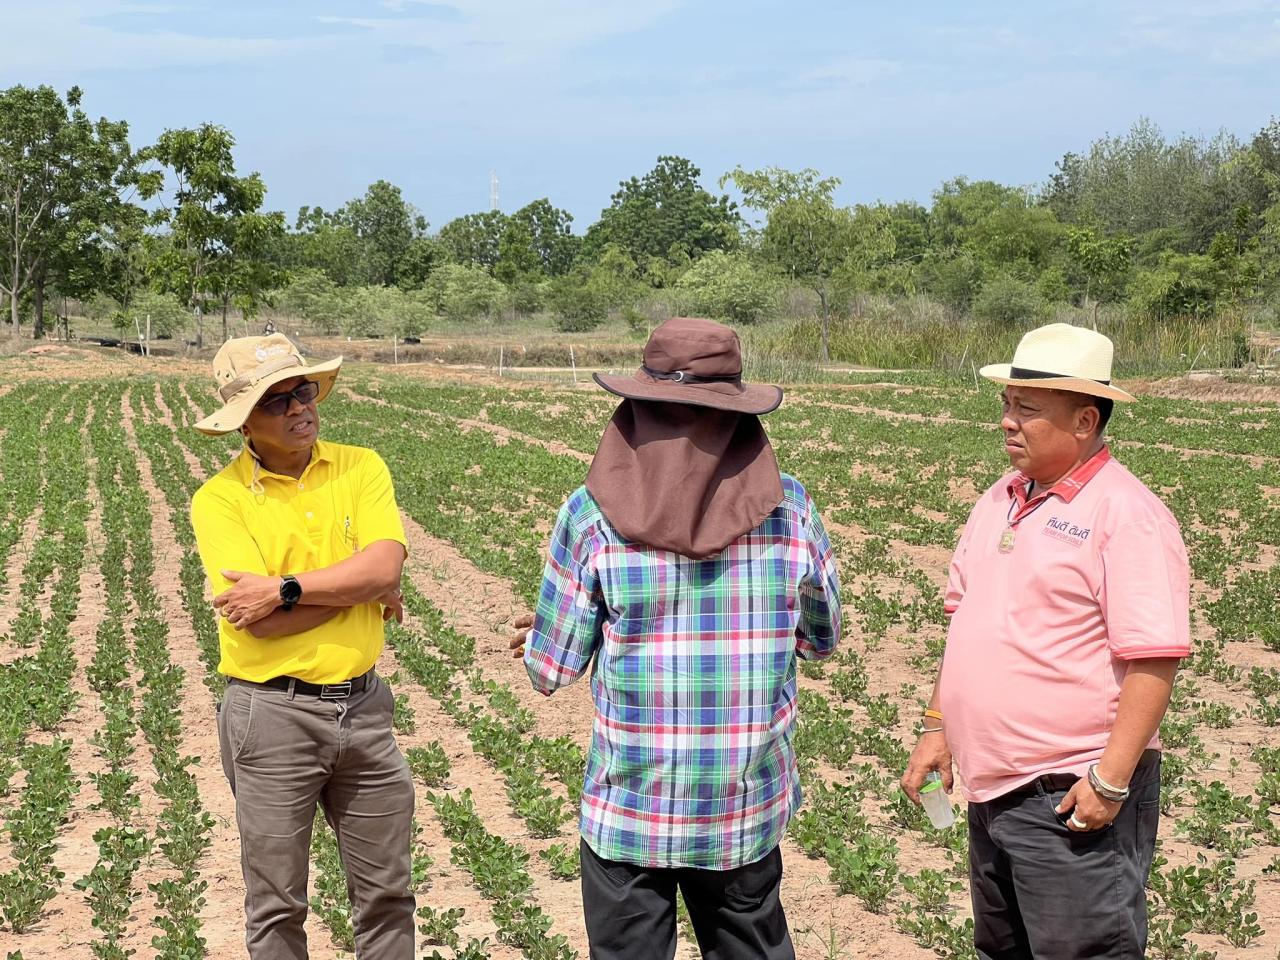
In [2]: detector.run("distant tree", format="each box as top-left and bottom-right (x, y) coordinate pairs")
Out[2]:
(494, 218), (541, 284)
(437, 211), (508, 272)
(1043, 119), (1248, 250)
(396, 235), (443, 290)
(509, 198), (579, 276)
(723, 166), (860, 361)
(584, 156), (739, 280)
(342, 180), (426, 286)
(1066, 227), (1133, 311)
(0, 84), (154, 337)
(288, 206), (365, 286)
(146, 124), (283, 346)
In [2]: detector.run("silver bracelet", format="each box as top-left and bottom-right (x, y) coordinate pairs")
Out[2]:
(917, 724), (945, 735)
(1087, 764), (1130, 802)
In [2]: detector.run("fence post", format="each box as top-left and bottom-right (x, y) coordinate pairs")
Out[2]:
(570, 344), (577, 383)
(499, 345), (504, 377)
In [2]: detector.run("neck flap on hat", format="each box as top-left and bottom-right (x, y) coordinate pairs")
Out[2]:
(585, 399), (784, 560)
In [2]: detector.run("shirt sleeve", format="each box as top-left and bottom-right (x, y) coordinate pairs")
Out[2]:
(524, 498), (605, 695)
(357, 451), (408, 553)
(796, 493), (841, 661)
(190, 486), (269, 598)
(1100, 516), (1191, 660)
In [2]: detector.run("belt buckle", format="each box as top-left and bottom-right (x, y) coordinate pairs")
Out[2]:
(320, 681), (353, 700)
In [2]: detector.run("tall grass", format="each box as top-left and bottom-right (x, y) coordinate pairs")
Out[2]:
(751, 296), (1261, 379)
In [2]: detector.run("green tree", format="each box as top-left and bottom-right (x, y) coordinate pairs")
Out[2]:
(509, 198), (579, 276)
(1065, 227), (1133, 311)
(287, 206), (365, 286)
(494, 218), (541, 284)
(145, 123), (282, 347)
(584, 156), (739, 280)
(0, 84), (153, 337)
(723, 166), (857, 361)
(341, 180), (426, 286)
(437, 211), (508, 272)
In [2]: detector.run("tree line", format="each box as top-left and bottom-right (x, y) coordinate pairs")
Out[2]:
(2, 84), (1278, 359)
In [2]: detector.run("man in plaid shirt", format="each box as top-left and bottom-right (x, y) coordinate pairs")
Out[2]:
(513, 318), (841, 960)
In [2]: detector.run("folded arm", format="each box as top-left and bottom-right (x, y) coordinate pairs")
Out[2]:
(246, 604), (344, 639)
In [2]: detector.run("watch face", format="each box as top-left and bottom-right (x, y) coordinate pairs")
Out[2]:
(281, 577), (303, 604)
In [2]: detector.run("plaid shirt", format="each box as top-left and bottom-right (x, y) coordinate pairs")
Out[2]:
(524, 474), (841, 870)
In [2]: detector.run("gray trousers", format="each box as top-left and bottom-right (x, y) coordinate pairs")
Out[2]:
(217, 674), (416, 959)
(967, 751), (1162, 960)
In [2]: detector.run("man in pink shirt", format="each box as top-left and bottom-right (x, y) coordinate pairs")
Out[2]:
(902, 323), (1190, 960)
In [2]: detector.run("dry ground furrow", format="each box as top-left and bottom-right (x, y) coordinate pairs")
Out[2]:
(372, 643), (569, 960)
(339, 385), (595, 464)
(121, 390), (286, 960)
(395, 511), (938, 960)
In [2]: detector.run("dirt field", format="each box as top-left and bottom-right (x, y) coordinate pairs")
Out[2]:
(0, 347), (1277, 960)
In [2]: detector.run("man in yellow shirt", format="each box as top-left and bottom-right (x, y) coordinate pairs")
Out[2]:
(190, 334), (414, 959)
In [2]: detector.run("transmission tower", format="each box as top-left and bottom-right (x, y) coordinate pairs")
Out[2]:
(489, 170), (500, 211)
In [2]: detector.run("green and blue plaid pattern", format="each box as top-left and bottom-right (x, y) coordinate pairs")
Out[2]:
(524, 474), (841, 869)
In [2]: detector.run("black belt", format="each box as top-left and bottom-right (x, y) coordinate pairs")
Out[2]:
(259, 670), (372, 699)
(1004, 749), (1160, 798)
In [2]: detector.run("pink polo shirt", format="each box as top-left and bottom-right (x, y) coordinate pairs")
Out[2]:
(939, 447), (1190, 803)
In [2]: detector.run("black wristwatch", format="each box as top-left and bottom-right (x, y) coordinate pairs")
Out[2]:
(279, 575), (303, 611)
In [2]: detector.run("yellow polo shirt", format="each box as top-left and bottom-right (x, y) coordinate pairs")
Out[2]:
(190, 439), (408, 684)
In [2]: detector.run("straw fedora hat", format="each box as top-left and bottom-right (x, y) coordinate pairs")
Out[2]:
(593, 317), (782, 416)
(193, 334), (342, 436)
(980, 323), (1135, 402)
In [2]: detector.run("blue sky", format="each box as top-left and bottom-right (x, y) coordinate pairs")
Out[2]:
(3, 1), (1278, 229)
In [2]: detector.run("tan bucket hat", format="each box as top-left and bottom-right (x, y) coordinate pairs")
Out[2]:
(193, 334), (342, 436)
(593, 317), (782, 415)
(980, 323), (1135, 402)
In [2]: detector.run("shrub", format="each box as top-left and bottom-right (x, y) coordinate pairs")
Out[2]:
(276, 269), (344, 334)
(547, 275), (608, 332)
(971, 273), (1046, 325)
(674, 250), (777, 324)
(424, 264), (509, 322)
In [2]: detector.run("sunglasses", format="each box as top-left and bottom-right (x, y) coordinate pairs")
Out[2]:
(256, 380), (320, 416)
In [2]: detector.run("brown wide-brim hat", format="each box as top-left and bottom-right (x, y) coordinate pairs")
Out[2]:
(194, 333), (342, 436)
(593, 317), (782, 416)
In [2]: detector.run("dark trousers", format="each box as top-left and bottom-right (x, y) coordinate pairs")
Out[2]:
(218, 674), (416, 959)
(967, 751), (1162, 960)
(580, 840), (795, 960)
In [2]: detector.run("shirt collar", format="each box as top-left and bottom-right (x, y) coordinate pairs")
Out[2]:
(1007, 445), (1112, 508)
(235, 438), (333, 489)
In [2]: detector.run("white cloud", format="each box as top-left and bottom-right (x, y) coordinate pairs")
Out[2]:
(0, 2), (315, 73)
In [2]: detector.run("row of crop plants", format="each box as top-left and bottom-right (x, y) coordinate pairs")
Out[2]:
(0, 392), (90, 935)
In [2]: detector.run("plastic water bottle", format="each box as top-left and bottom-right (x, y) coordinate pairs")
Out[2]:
(920, 771), (955, 829)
